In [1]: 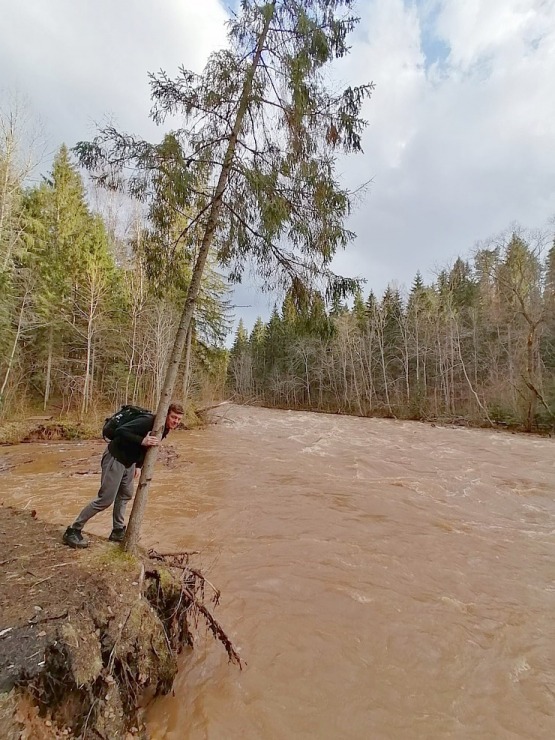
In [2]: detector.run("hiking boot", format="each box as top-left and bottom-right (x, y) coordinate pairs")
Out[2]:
(108, 526), (126, 543)
(63, 526), (89, 549)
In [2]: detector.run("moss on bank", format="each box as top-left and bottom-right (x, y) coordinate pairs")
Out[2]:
(0, 507), (231, 739)
(0, 419), (99, 445)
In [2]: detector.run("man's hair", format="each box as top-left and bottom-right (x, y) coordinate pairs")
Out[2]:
(168, 402), (184, 415)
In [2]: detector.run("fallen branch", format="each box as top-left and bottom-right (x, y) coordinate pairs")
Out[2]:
(195, 400), (231, 414)
(148, 549), (200, 559)
(28, 610), (68, 625)
(522, 377), (555, 419)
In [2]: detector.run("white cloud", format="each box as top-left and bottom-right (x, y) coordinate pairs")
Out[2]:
(434, 0), (549, 70)
(329, 0), (555, 301)
(0, 0), (229, 148)
(2, 0), (554, 332)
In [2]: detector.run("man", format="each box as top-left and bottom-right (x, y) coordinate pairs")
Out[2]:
(63, 402), (184, 548)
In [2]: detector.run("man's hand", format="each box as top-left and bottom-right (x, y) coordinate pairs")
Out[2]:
(134, 467), (141, 479)
(141, 432), (160, 447)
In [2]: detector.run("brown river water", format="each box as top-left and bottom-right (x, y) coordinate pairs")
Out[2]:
(1, 404), (555, 739)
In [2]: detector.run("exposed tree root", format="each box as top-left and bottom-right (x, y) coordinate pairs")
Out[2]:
(146, 548), (242, 669)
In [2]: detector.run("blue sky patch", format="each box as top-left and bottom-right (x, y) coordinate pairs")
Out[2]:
(408, 0), (451, 70)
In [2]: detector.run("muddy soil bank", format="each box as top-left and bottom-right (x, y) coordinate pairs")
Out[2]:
(0, 507), (195, 740)
(0, 402), (208, 446)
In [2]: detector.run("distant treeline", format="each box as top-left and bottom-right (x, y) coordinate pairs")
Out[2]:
(228, 231), (555, 432)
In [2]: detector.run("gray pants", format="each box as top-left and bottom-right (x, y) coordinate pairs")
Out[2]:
(73, 449), (135, 531)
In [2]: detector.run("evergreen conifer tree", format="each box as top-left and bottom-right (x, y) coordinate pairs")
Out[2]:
(21, 146), (117, 411)
(75, 0), (373, 549)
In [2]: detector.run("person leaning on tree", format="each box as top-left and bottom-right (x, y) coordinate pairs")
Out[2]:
(63, 402), (184, 548)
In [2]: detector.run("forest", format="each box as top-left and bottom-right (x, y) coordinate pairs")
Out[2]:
(228, 232), (555, 432)
(2, 116), (554, 433)
(0, 129), (230, 421)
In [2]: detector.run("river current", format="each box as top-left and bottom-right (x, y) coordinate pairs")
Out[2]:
(1, 404), (554, 738)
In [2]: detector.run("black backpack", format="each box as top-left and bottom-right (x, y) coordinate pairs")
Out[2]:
(102, 405), (152, 441)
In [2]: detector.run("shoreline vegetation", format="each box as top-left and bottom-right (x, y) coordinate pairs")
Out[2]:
(0, 507), (241, 740)
(248, 401), (554, 436)
(0, 398), (552, 449)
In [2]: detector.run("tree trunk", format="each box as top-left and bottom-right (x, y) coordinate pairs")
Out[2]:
(124, 4), (276, 552)
(81, 313), (94, 419)
(90, 342), (96, 411)
(525, 324), (540, 432)
(125, 305), (138, 402)
(0, 289), (29, 409)
(0, 134), (16, 272)
(43, 326), (53, 411)
(181, 322), (193, 402)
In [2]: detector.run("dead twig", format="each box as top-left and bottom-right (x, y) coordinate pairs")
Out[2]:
(137, 562), (145, 592)
(28, 610), (68, 625)
(32, 574), (55, 587)
(189, 568), (221, 604)
(81, 697), (98, 739)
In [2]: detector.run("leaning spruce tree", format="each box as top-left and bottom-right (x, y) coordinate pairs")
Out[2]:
(75, 0), (373, 552)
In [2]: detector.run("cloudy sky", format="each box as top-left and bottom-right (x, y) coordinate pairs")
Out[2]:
(2, 0), (554, 332)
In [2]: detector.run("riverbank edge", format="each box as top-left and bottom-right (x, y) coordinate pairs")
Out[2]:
(0, 403), (205, 446)
(0, 507), (195, 740)
(241, 400), (554, 437)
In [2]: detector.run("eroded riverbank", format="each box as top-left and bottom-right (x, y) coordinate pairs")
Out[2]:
(0, 508), (182, 739)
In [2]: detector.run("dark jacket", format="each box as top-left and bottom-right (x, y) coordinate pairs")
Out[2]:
(108, 413), (169, 468)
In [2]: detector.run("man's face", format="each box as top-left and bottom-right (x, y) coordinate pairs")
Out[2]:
(166, 411), (183, 430)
